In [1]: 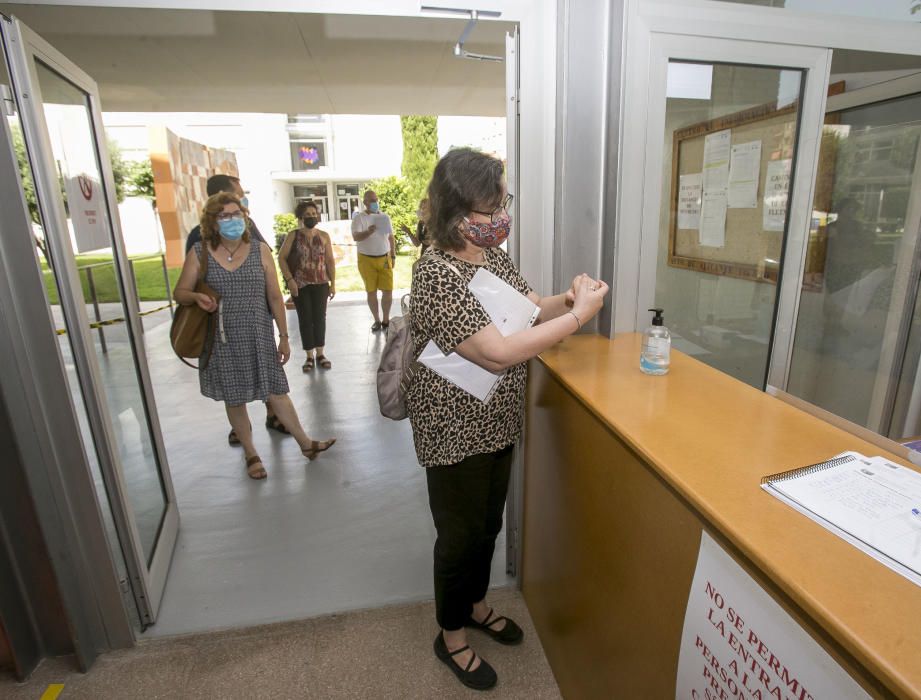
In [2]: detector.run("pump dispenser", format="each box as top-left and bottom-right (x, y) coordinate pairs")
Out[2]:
(640, 308), (671, 375)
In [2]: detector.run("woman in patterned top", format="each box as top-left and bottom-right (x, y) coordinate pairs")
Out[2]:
(173, 193), (336, 480)
(278, 201), (337, 372)
(407, 148), (608, 691)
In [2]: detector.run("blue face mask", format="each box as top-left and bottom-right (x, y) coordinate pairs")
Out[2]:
(218, 217), (246, 240)
(368, 201), (380, 213)
(240, 196), (250, 209)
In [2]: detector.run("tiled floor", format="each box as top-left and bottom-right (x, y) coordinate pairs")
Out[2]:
(139, 292), (510, 637)
(1, 589), (561, 699)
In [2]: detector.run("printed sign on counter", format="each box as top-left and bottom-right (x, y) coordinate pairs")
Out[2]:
(675, 532), (869, 700)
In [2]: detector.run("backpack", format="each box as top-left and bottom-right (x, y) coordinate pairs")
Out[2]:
(377, 294), (416, 420)
(376, 254), (463, 420)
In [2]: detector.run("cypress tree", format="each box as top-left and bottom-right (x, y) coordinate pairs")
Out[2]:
(400, 116), (438, 205)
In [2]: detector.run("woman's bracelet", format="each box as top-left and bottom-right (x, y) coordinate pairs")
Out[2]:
(567, 310), (582, 330)
(278, 333), (289, 338)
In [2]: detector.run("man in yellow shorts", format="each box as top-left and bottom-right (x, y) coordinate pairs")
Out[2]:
(351, 189), (396, 331)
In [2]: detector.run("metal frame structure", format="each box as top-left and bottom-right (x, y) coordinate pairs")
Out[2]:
(613, 0), (921, 438)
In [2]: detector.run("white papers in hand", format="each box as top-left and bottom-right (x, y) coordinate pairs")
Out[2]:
(369, 213), (393, 235)
(468, 268), (540, 337)
(418, 340), (503, 402)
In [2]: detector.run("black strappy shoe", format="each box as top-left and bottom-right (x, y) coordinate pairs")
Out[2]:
(466, 608), (524, 645)
(433, 632), (497, 691)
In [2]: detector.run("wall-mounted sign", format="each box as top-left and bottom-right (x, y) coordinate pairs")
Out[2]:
(65, 173), (110, 253)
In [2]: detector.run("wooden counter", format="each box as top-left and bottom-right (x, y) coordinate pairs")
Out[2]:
(522, 333), (921, 699)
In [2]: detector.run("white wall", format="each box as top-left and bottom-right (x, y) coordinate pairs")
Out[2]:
(328, 115), (402, 176)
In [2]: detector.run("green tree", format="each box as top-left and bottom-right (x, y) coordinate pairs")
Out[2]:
(366, 175), (415, 250)
(912, 0), (921, 14)
(400, 116), (438, 204)
(107, 137), (129, 203)
(126, 158), (156, 202)
(273, 213), (298, 253)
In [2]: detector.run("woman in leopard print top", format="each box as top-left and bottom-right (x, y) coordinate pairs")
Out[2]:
(407, 148), (609, 691)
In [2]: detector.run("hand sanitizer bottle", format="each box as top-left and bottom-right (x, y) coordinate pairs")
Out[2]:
(640, 308), (670, 375)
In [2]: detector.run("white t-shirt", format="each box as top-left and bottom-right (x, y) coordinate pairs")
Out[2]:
(351, 211), (393, 256)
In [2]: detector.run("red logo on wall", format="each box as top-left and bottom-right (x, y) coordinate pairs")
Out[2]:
(78, 175), (93, 201)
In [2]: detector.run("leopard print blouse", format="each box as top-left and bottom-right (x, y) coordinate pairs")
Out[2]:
(406, 246), (533, 467)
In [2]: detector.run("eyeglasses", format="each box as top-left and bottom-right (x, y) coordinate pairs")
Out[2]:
(471, 194), (514, 224)
(216, 211), (245, 222)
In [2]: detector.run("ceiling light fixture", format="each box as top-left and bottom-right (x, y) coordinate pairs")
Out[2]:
(420, 6), (504, 63)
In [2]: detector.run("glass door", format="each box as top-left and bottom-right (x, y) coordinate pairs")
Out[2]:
(628, 34), (830, 388)
(1, 16), (178, 627)
(786, 86), (921, 436)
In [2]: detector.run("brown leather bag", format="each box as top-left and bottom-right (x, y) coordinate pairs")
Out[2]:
(170, 242), (221, 369)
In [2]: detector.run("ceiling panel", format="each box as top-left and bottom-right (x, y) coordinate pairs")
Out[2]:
(0, 6), (514, 115)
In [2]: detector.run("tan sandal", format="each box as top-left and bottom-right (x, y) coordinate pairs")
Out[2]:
(316, 355), (332, 369)
(302, 438), (336, 461)
(245, 455), (267, 480)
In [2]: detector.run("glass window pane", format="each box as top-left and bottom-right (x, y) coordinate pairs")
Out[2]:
(35, 60), (167, 566)
(788, 93), (921, 431)
(654, 61), (803, 388)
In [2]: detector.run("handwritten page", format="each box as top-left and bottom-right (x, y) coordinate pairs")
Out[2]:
(678, 173), (702, 230)
(762, 451), (921, 586)
(727, 140), (761, 209)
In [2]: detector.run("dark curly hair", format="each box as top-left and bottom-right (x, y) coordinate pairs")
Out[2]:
(427, 148), (505, 251)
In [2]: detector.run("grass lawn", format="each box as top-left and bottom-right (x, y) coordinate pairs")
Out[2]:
(42, 254), (180, 305)
(41, 251), (416, 304)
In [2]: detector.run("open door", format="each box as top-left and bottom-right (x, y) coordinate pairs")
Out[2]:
(1, 15), (178, 628)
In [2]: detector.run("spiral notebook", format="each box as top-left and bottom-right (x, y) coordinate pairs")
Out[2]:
(761, 451), (921, 588)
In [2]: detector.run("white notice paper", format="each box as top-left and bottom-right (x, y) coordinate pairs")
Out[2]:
(468, 268), (540, 337)
(699, 190), (727, 248)
(763, 159), (792, 231)
(702, 129), (731, 192)
(676, 532), (870, 700)
(728, 141), (761, 209)
(418, 340), (504, 403)
(678, 173), (702, 230)
(65, 174), (110, 253)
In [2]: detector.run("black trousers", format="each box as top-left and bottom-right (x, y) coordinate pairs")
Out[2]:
(425, 445), (514, 631)
(292, 282), (329, 350)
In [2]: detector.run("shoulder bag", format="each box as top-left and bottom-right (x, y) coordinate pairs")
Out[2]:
(170, 242), (221, 370)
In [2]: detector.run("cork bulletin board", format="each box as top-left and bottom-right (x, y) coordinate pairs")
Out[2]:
(668, 101), (797, 284)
